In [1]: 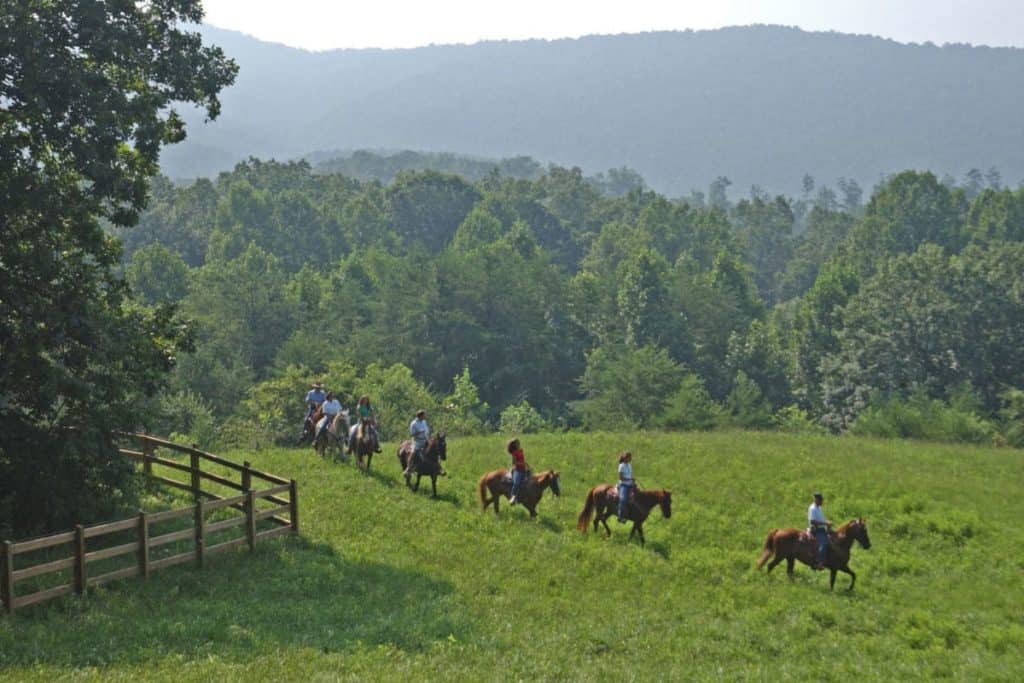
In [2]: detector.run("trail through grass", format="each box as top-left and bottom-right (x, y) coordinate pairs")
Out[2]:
(1, 432), (1022, 681)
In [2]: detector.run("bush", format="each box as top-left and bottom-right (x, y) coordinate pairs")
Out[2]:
(576, 344), (684, 429)
(442, 366), (491, 435)
(158, 390), (218, 448)
(722, 371), (774, 429)
(653, 373), (721, 431)
(499, 400), (549, 434)
(850, 391), (994, 443)
(774, 405), (828, 435)
(997, 388), (1024, 447)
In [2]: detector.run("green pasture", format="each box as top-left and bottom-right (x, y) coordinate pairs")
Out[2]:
(1, 432), (1022, 681)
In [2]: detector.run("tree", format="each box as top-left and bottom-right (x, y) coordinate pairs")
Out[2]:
(0, 1), (236, 534)
(126, 244), (190, 305)
(576, 345), (684, 429)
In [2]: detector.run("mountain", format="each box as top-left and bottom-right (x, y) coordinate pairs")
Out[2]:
(162, 25), (1024, 195)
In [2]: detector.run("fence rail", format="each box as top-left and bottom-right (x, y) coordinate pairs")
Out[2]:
(1, 433), (298, 614)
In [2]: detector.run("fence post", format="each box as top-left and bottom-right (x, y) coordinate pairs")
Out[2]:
(141, 434), (154, 479)
(289, 479), (299, 534)
(246, 490), (257, 552)
(190, 448), (201, 502)
(138, 512), (149, 579)
(194, 500), (205, 568)
(1, 541), (13, 614)
(73, 525), (86, 596)
(242, 461), (252, 493)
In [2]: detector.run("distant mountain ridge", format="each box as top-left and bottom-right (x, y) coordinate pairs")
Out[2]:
(162, 24), (1024, 195)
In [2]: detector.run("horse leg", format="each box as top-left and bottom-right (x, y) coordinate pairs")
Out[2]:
(430, 474), (438, 498)
(413, 473), (421, 492)
(838, 566), (856, 591)
(786, 557), (795, 577)
(765, 555), (783, 573)
(829, 569), (837, 590)
(597, 512), (612, 537)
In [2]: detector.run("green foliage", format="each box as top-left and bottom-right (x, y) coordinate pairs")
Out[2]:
(442, 366), (491, 436)
(157, 390), (218, 449)
(0, 0), (235, 534)
(774, 405), (828, 435)
(576, 345), (684, 429)
(850, 391), (994, 444)
(652, 373), (722, 431)
(354, 363), (440, 441)
(723, 371), (775, 429)
(997, 388), (1024, 448)
(499, 400), (549, 434)
(126, 243), (190, 305)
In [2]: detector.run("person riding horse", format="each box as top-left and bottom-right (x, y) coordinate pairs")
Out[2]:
(403, 409), (430, 477)
(314, 391), (344, 445)
(348, 395), (382, 454)
(298, 382), (326, 443)
(808, 492), (831, 570)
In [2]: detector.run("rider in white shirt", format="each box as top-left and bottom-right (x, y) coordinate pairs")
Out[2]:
(315, 392), (343, 442)
(404, 410), (429, 476)
(808, 492), (831, 570)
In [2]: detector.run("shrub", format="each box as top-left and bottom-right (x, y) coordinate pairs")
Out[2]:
(499, 400), (549, 434)
(653, 373), (721, 431)
(722, 371), (774, 429)
(774, 405), (828, 435)
(442, 366), (491, 435)
(850, 391), (994, 443)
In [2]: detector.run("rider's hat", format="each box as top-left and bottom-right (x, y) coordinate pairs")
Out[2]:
(311, 382), (323, 389)
(813, 491), (823, 499)
(416, 409), (426, 417)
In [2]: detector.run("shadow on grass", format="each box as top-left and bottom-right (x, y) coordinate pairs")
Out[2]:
(0, 535), (464, 668)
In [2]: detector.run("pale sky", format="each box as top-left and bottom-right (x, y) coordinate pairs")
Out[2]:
(201, 0), (1024, 51)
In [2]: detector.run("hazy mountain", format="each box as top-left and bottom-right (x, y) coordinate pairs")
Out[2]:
(162, 25), (1024, 195)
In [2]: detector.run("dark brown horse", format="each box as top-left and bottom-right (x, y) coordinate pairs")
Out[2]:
(477, 469), (561, 518)
(348, 419), (380, 471)
(576, 484), (672, 546)
(297, 405), (324, 446)
(397, 433), (447, 497)
(755, 518), (872, 590)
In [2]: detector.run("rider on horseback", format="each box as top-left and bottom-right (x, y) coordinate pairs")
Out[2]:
(348, 395), (382, 454)
(808, 492), (831, 570)
(617, 451), (635, 523)
(299, 382), (326, 442)
(314, 391), (343, 444)
(507, 438), (529, 505)
(403, 409), (429, 476)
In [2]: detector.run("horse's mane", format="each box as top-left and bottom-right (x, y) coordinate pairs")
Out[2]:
(835, 518), (863, 536)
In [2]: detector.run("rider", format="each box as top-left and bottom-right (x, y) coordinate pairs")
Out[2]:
(299, 382), (326, 442)
(617, 451), (635, 523)
(507, 438), (529, 505)
(403, 409), (429, 476)
(314, 391), (343, 444)
(348, 395), (382, 453)
(808, 492), (831, 570)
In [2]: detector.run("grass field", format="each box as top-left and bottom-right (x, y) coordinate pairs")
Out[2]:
(1, 431), (1022, 681)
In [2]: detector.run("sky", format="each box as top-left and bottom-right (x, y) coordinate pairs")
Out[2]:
(201, 0), (1024, 51)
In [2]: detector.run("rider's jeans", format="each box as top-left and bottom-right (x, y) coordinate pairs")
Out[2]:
(511, 469), (526, 497)
(617, 483), (632, 519)
(813, 527), (829, 563)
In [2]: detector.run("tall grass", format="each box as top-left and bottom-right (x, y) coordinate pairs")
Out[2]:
(1, 432), (1021, 681)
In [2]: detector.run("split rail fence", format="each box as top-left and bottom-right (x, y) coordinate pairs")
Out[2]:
(1, 433), (298, 614)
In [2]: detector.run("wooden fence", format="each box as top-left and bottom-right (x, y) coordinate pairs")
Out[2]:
(1, 433), (298, 614)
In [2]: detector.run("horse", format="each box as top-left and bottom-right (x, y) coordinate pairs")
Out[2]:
(477, 469), (561, 518)
(297, 404), (324, 445)
(314, 409), (350, 460)
(755, 518), (872, 590)
(347, 419), (380, 471)
(576, 484), (672, 546)
(397, 433), (447, 497)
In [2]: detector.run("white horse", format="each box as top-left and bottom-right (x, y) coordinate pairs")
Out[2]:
(314, 409), (350, 460)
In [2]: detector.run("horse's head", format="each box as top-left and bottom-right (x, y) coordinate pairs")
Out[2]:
(659, 490), (672, 519)
(548, 470), (561, 497)
(435, 432), (447, 460)
(849, 518), (871, 549)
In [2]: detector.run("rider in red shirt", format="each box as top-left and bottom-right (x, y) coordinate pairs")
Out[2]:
(508, 438), (528, 505)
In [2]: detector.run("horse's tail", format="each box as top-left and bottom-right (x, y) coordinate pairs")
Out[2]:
(477, 474), (489, 509)
(577, 487), (597, 531)
(755, 530), (776, 569)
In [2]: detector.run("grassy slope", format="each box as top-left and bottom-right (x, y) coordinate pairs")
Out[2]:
(1, 432), (1022, 681)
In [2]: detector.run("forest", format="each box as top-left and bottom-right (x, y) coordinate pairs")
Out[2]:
(118, 157), (1024, 454)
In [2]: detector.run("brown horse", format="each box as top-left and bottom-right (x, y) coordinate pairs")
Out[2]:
(576, 484), (672, 546)
(397, 433), (447, 497)
(755, 518), (872, 590)
(348, 419), (380, 471)
(477, 469), (561, 518)
(297, 405), (324, 445)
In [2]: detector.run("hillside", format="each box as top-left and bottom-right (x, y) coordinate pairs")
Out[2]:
(162, 25), (1024, 195)
(2, 432), (1021, 680)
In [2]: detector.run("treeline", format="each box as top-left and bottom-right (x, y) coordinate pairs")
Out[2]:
(121, 159), (1024, 448)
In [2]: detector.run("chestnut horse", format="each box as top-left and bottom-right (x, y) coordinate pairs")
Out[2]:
(397, 433), (447, 497)
(298, 405), (324, 445)
(576, 484), (672, 546)
(755, 518), (872, 590)
(477, 469), (561, 518)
